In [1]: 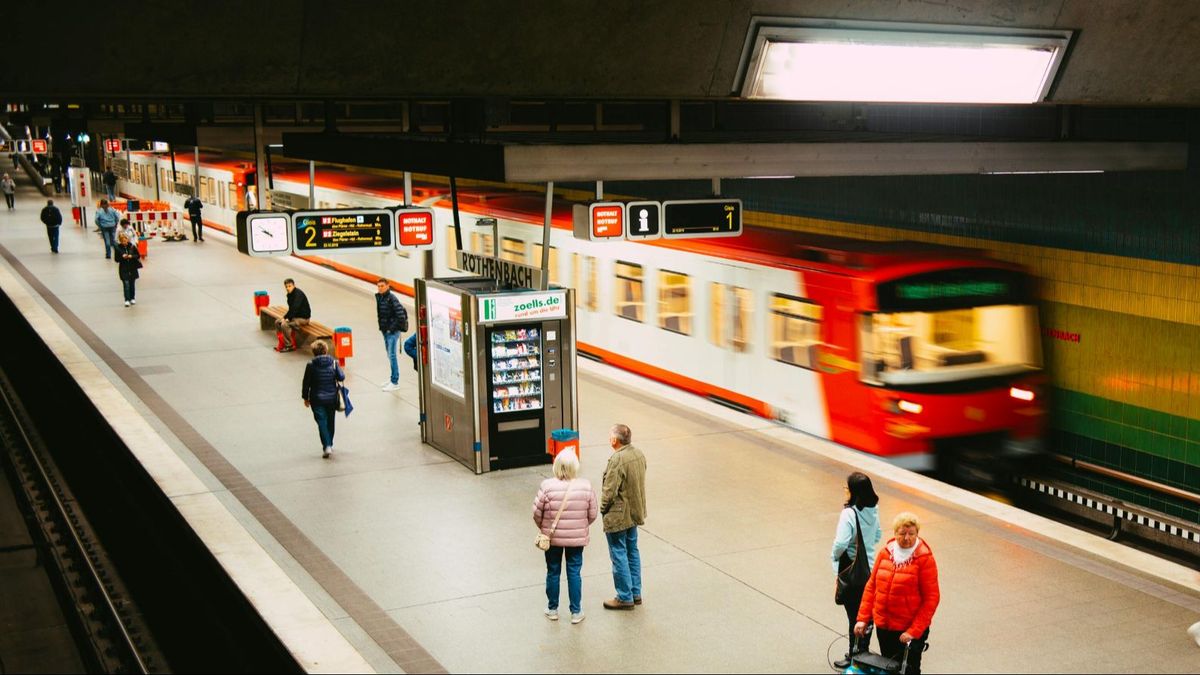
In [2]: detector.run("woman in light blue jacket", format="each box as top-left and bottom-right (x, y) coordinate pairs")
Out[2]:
(831, 472), (882, 669)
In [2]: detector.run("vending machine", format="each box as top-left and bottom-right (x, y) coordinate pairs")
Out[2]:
(417, 278), (577, 473)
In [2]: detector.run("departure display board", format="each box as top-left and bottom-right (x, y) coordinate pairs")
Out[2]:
(293, 209), (393, 252)
(877, 268), (1030, 312)
(662, 199), (743, 239)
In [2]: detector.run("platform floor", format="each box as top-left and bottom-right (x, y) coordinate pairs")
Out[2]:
(1, 179), (1198, 673)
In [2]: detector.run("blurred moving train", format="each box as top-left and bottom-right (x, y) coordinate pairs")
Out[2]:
(115, 151), (1046, 473)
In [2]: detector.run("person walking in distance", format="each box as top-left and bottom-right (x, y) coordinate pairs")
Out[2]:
(830, 472), (883, 669)
(533, 450), (598, 625)
(102, 167), (118, 201)
(114, 232), (141, 307)
(1, 172), (15, 210)
(600, 423), (647, 611)
(94, 199), (121, 259)
(40, 199), (63, 253)
(301, 340), (344, 459)
(275, 278), (311, 353)
(375, 278), (408, 391)
(183, 193), (204, 241)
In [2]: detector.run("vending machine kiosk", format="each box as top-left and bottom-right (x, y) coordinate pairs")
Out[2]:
(416, 277), (578, 473)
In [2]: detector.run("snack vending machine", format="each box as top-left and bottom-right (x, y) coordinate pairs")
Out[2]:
(417, 277), (577, 473)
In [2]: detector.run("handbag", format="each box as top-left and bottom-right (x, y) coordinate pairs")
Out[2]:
(835, 509), (872, 605)
(329, 361), (346, 412)
(535, 481), (573, 551)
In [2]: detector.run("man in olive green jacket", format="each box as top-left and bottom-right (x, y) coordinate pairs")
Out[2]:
(601, 423), (647, 610)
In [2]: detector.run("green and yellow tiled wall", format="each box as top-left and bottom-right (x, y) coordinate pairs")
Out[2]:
(600, 173), (1200, 521)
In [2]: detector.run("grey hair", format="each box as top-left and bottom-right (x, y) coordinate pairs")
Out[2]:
(610, 423), (631, 446)
(553, 450), (579, 481)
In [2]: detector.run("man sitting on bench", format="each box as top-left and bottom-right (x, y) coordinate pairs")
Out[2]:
(276, 278), (312, 353)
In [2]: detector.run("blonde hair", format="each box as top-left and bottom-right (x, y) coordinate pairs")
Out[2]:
(892, 512), (921, 533)
(553, 450), (579, 481)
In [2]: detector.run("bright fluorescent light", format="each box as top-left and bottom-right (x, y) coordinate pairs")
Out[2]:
(738, 19), (1072, 104)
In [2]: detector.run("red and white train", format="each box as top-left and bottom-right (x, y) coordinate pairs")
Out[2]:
(116, 151), (1046, 472)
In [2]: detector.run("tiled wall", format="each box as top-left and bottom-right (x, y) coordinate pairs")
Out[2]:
(600, 173), (1200, 521)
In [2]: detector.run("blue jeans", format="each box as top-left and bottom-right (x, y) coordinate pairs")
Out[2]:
(122, 278), (136, 302)
(382, 331), (400, 384)
(101, 227), (116, 257)
(605, 526), (642, 603)
(46, 226), (60, 252)
(545, 546), (584, 614)
(105, 185), (116, 200)
(312, 404), (337, 448)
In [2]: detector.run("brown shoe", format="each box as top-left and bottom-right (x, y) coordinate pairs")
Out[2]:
(634, 596), (643, 605)
(603, 599), (635, 610)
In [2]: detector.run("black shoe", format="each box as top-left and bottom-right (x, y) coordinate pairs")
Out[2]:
(834, 656), (851, 669)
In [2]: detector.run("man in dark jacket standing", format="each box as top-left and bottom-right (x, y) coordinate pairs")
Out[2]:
(102, 168), (118, 200)
(40, 199), (63, 253)
(183, 194), (204, 241)
(275, 278), (311, 353)
(375, 278), (408, 391)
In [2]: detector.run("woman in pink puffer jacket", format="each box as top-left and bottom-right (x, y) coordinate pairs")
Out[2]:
(532, 450), (598, 624)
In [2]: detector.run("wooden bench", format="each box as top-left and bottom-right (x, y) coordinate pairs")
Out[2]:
(258, 305), (334, 348)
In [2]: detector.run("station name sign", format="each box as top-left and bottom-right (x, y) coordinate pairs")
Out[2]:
(573, 198), (741, 242)
(456, 251), (544, 289)
(235, 206), (438, 258)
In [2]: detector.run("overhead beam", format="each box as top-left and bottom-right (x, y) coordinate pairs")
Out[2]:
(280, 134), (1188, 182)
(501, 142), (1189, 181)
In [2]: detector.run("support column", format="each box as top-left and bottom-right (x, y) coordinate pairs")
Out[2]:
(540, 182), (554, 290)
(253, 103), (266, 210)
(308, 160), (315, 208)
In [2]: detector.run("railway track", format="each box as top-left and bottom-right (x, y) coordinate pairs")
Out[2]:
(0, 367), (160, 672)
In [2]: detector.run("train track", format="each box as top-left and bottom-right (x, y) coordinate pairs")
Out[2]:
(0, 367), (161, 673)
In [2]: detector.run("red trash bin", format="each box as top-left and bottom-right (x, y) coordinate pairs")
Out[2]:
(137, 236), (149, 259)
(253, 291), (270, 316)
(333, 327), (354, 366)
(547, 429), (580, 459)
(71, 206), (81, 225)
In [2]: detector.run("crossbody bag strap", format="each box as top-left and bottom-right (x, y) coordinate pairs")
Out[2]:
(545, 481), (574, 535)
(850, 510), (865, 563)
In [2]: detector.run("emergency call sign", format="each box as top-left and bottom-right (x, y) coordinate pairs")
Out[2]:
(293, 209), (394, 253)
(105, 139), (122, 153)
(395, 207), (435, 249)
(572, 202), (626, 241)
(30, 139), (47, 154)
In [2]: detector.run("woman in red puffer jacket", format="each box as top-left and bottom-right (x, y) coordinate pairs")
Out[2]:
(532, 450), (597, 625)
(855, 512), (940, 674)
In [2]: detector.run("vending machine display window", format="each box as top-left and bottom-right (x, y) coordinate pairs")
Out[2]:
(490, 327), (543, 412)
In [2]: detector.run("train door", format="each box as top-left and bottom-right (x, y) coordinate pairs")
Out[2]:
(707, 262), (756, 406)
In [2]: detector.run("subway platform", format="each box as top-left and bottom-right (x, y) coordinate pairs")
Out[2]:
(0, 178), (1198, 673)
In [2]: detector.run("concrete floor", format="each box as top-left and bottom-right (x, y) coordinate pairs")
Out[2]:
(1, 176), (1198, 673)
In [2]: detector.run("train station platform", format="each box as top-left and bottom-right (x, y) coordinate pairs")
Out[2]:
(1, 177), (1198, 673)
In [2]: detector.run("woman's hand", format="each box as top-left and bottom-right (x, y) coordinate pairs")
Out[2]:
(303, 399), (310, 408)
(853, 621), (868, 637)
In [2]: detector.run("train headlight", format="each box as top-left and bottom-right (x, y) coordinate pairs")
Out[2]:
(1009, 387), (1036, 402)
(885, 398), (923, 414)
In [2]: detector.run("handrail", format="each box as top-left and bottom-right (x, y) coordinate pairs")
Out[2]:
(1051, 453), (1200, 506)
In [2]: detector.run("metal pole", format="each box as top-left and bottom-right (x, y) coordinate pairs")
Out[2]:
(194, 146), (201, 201)
(253, 103), (266, 210)
(308, 160), (315, 208)
(540, 181), (553, 290)
(403, 171), (412, 205)
(450, 176), (463, 253)
(265, 145), (275, 190)
(595, 180), (603, 201)
(711, 177), (721, 196)
(169, 145), (177, 193)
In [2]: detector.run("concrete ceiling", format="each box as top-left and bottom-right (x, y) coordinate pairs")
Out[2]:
(6, 0), (1200, 105)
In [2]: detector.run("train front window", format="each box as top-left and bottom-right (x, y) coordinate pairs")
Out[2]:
(860, 304), (1042, 386)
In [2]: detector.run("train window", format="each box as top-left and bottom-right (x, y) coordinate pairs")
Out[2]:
(710, 283), (725, 346)
(732, 287), (753, 353)
(218, 181), (225, 208)
(501, 237), (526, 263)
(228, 183), (239, 211)
(471, 232), (495, 257)
(770, 294), (822, 369)
(658, 270), (692, 335)
(572, 254), (597, 311)
(446, 226), (461, 270)
(860, 305), (1042, 386)
(532, 244), (559, 284)
(614, 261), (644, 322)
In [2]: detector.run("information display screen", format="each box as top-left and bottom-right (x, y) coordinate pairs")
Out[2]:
(662, 199), (743, 239)
(293, 209), (394, 252)
(876, 268), (1031, 312)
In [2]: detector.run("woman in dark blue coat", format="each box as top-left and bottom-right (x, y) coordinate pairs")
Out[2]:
(301, 340), (345, 458)
(114, 232), (141, 307)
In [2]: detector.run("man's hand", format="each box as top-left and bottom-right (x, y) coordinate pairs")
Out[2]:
(899, 632), (914, 644)
(853, 622), (868, 637)
(303, 399), (310, 408)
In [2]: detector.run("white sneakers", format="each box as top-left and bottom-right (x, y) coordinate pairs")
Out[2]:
(130, 299), (136, 305)
(322, 447), (332, 459)
(544, 609), (585, 624)
(124, 301), (131, 307)
(381, 382), (401, 392)
(1188, 621), (1200, 647)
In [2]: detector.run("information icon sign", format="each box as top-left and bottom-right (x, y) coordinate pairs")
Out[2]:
(624, 201), (662, 240)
